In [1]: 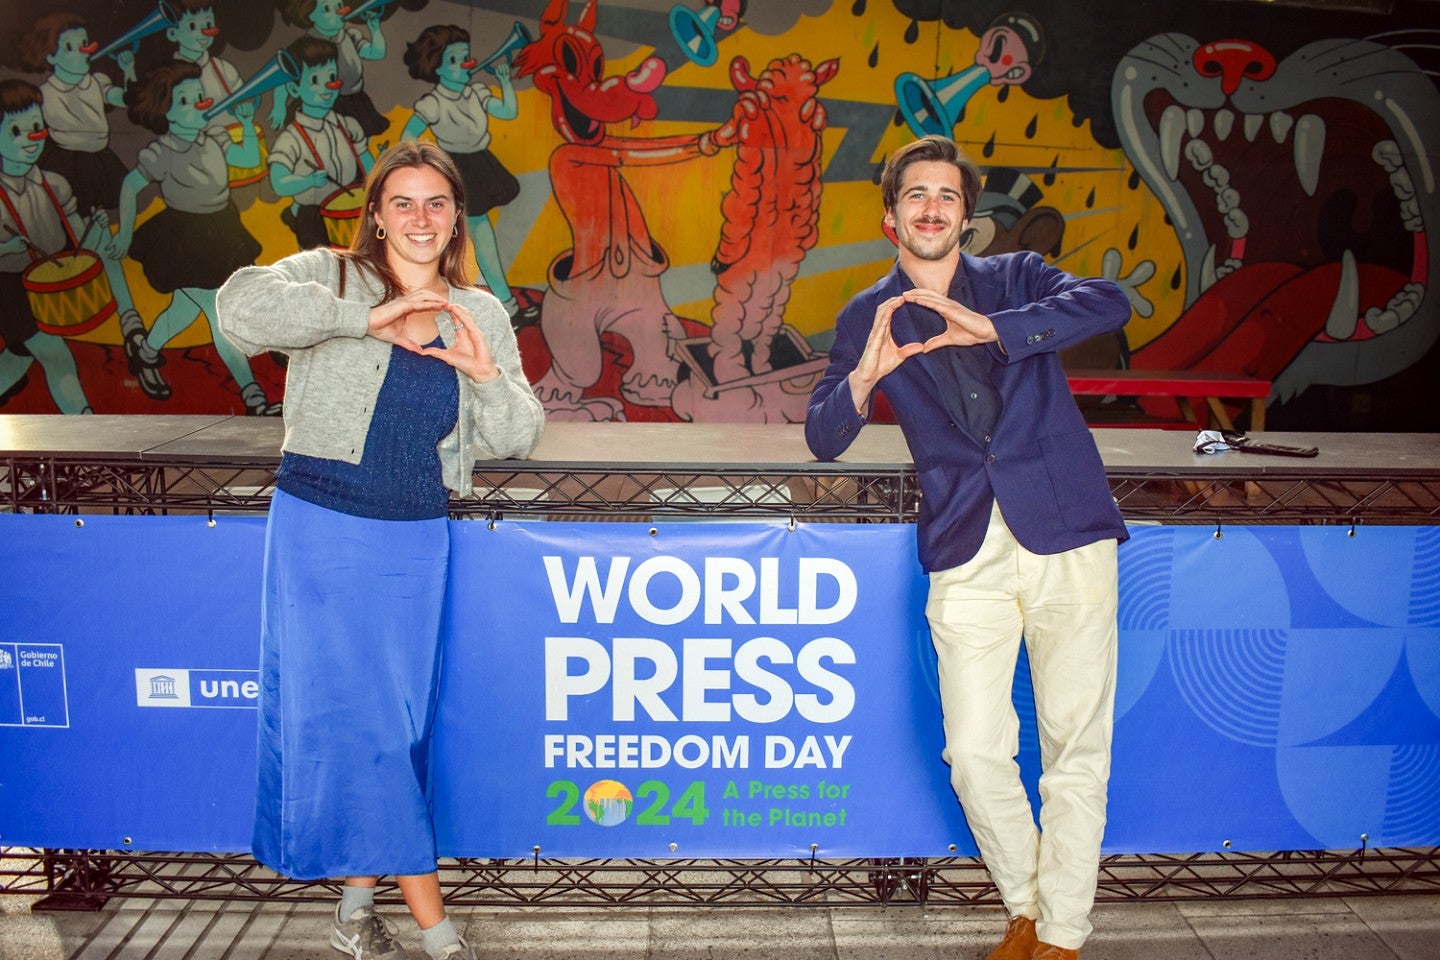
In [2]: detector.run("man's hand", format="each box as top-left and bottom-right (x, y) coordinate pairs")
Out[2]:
(848, 295), (924, 413)
(902, 287), (1000, 351)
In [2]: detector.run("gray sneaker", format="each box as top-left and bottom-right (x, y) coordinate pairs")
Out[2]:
(434, 939), (477, 960)
(330, 904), (409, 960)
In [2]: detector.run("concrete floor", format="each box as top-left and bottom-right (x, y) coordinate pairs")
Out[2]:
(2, 891), (1438, 960)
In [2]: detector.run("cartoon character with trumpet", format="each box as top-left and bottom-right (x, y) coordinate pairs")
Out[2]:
(14, 12), (137, 216)
(401, 22), (532, 324)
(267, 36), (372, 252)
(112, 61), (277, 415)
(165, 0), (273, 200)
(0, 78), (97, 414)
(275, 0), (390, 138)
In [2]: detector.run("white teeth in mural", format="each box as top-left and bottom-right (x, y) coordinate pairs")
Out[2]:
(1389, 166), (1415, 202)
(1372, 139), (1403, 173)
(1326, 250), (1360, 340)
(1216, 186), (1241, 214)
(1224, 208), (1250, 240)
(1187, 108), (1205, 138)
(1214, 257), (1244, 280)
(1185, 138), (1214, 170)
(1161, 104), (1188, 181)
(1214, 108), (1235, 141)
(1244, 113), (1264, 142)
(1367, 283), (1426, 334)
(1293, 113), (1325, 197)
(1401, 197), (1422, 231)
(1270, 110), (1294, 144)
(1369, 140), (1423, 230)
(1202, 162), (1230, 190)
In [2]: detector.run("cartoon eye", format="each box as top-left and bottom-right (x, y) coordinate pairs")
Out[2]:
(8, 124), (18, 137)
(559, 37), (581, 77)
(959, 227), (977, 248)
(589, 49), (603, 82)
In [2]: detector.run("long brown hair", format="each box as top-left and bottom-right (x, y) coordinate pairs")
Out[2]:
(337, 140), (474, 303)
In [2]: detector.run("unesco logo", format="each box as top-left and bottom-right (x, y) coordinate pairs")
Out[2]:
(134, 669), (260, 709)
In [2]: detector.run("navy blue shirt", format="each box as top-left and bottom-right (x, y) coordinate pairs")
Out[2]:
(277, 337), (460, 520)
(897, 265), (1002, 442)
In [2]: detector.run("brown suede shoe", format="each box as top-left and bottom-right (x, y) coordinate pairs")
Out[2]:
(985, 916), (1038, 960)
(1032, 942), (1080, 959)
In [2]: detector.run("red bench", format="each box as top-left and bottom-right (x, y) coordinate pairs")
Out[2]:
(1066, 369), (1272, 431)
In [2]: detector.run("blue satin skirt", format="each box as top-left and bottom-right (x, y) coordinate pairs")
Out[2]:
(252, 489), (449, 879)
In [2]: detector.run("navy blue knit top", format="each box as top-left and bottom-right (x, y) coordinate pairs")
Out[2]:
(276, 337), (460, 519)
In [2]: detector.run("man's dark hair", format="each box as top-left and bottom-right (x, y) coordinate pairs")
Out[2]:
(880, 135), (982, 220)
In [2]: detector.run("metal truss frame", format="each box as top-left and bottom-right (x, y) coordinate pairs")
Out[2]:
(4, 848), (1438, 909)
(5, 456), (1440, 524)
(5, 450), (1439, 910)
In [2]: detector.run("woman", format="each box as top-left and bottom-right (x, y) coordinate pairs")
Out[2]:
(216, 140), (544, 960)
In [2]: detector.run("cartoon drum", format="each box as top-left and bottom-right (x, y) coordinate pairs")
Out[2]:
(224, 122), (270, 188)
(22, 250), (118, 337)
(320, 186), (366, 249)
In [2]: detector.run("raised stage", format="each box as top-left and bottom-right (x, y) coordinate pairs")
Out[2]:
(3, 415), (1439, 910)
(2, 415), (1438, 524)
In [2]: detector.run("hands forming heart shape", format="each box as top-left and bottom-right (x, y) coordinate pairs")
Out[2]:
(848, 288), (1000, 412)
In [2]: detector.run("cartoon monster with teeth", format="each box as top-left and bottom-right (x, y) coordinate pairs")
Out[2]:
(1113, 31), (1438, 409)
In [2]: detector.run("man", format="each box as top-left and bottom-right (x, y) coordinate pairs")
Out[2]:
(806, 135), (1130, 960)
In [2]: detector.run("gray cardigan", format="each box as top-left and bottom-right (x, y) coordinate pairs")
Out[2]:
(216, 248), (544, 497)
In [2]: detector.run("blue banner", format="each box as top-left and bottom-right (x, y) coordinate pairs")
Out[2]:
(432, 520), (953, 858)
(1, 514), (1437, 857)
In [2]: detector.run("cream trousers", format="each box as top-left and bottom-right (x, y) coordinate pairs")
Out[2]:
(925, 502), (1119, 950)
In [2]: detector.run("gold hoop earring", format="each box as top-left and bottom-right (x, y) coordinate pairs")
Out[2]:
(375, 225), (387, 240)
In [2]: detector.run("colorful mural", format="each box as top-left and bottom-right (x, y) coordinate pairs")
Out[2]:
(0, 0), (1435, 429)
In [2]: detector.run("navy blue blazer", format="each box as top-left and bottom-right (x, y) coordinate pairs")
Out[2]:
(806, 251), (1131, 572)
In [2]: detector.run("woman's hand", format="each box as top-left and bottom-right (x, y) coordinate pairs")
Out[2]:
(416, 302), (501, 384)
(367, 288), (449, 349)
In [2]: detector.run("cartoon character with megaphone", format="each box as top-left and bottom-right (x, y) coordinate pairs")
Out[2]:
(401, 22), (531, 324)
(112, 60), (276, 415)
(275, 0), (390, 138)
(14, 12), (137, 216)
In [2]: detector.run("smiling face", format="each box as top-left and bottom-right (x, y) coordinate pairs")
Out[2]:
(164, 77), (211, 135)
(46, 27), (94, 79)
(309, 0), (345, 37)
(886, 160), (971, 265)
(371, 164), (461, 277)
(292, 58), (341, 115)
(0, 104), (47, 171)
(436, 41), (475, 90)
(168, 8), (219, 58)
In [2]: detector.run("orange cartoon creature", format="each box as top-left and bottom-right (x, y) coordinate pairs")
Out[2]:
(670, 53), (839, 424)
(513, 0), (730, 421)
